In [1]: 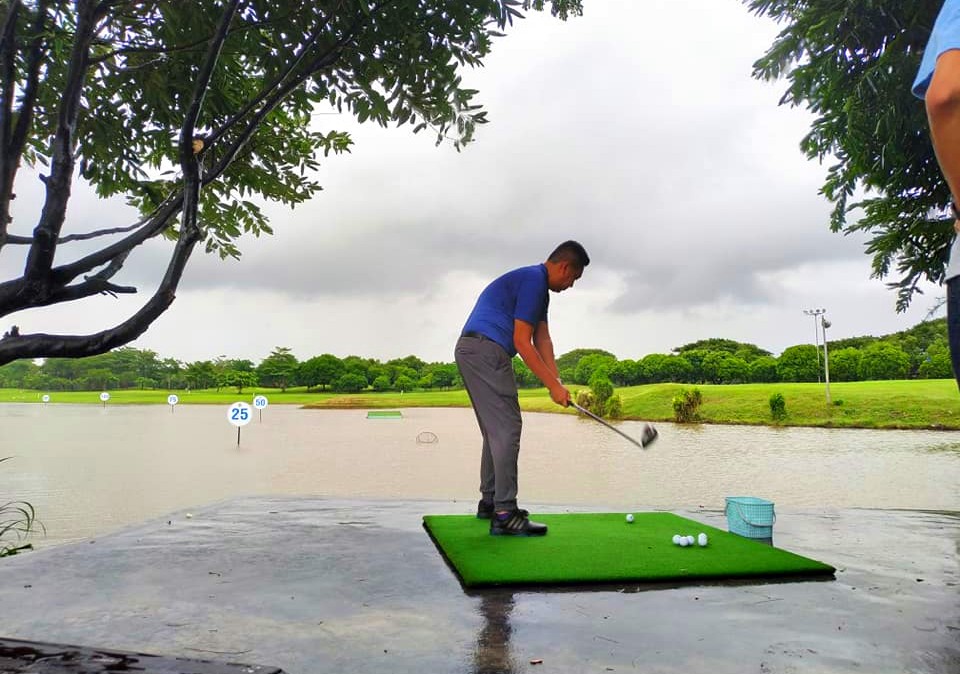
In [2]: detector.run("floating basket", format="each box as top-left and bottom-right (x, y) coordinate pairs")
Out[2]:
(725, 496), (775, 542)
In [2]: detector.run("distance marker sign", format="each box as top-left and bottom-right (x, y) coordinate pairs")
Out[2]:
(228, 401), (252, 445)
(253, 395), (268, 422)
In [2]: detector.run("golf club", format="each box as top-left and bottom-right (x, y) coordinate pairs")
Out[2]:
(569, 401), (658, 449)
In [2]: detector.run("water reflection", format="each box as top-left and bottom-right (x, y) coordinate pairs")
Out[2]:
(1, 404), (958, 546)
(472, 591), (516, 674)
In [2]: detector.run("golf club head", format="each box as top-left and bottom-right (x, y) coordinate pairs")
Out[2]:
(639, 423), (658, 448)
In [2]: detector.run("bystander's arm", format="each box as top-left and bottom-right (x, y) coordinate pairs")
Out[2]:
(926, 50), (960, 232)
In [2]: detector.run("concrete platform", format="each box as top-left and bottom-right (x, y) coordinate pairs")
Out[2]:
(0, 497), (956, 673)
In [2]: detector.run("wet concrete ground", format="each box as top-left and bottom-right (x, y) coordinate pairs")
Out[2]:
(0, 497), (956, 674)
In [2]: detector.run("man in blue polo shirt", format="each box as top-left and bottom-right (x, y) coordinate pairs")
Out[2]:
(915, 0), (960, 389)
(455, 241), (589, 536)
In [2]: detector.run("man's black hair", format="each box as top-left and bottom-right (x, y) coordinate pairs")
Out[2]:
(548, 240), (590, 269)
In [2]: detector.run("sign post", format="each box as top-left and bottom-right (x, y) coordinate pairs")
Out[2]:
(253, 394), (269, 422)
(227, 401), (252, 445)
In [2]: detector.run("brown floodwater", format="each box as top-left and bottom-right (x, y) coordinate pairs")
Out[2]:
(1, 403), (958, 548)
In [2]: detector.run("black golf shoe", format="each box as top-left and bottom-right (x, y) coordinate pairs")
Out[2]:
(476, 499), (495, 519)
(489, 509), (547, 536)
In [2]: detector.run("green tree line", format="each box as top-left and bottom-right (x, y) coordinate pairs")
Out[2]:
(0, 319), (951, 393)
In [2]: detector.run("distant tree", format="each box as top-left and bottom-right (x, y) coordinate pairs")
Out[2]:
(334, 372), (367, 393)
(609, 359), (642, 386)
(83, 367), (116, 390)
(640, 353), (669, 383)
(674, 338), (770, 361)
(512, 358), (538, 388)
(776, 345), (819, 383)
(829, 348), (863, 383)
(393, 374), (414, 392)
(715, 354), (750, 384)
(134, 376), (156, 390)
(676, 348), (710, 383)
(749, 356), (779, 383)
(299, 354), (343, 391)
(744, 1), (947, 311)
(184, 360), (216, 390)
(859, 343), (911, 381)
(256, 347), (298, 391)
(918, 341), (953, 379)
(425, 363), (458, 389)
(573, 353), (616, 385)
(700, 351), (726, 383)
(556, 348), (616, 382)
(0, 360), (37, 387)
(389, 355), (427, 378)
(220, 368), (257, 393)
(390, 365), (418, 386)
(659, 355), (693, 383)
(371, 374), (392, 391)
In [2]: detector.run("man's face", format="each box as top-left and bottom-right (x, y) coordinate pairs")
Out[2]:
(551, 262), (583, 292)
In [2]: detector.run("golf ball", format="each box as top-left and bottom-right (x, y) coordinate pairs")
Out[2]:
(625, 513), (634, 523)
(698, 533), (708, 547)
(186, 513), (193, 519)
(672, 534), (682, 545)
(679, 537), (689, 547)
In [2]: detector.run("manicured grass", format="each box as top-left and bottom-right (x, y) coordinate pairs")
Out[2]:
(3, 378), (960, 429)
(422, 512), (835, 588)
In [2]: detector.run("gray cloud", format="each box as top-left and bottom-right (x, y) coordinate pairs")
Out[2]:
(1, 0), (941, 362)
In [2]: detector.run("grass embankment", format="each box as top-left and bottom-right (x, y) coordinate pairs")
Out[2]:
(2, 379), (960, 429)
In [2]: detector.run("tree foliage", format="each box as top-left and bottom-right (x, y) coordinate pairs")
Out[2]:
(744, 1), (949, 310)
(0, 0), (582, 365)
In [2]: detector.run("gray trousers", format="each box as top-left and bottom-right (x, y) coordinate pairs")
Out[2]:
(455, 334), (522, 512)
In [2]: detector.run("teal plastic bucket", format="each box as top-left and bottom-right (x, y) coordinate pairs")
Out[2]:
(725, 496), (775, 542)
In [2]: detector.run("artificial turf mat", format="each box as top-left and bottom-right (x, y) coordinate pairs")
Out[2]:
(422, 512), (835, 588)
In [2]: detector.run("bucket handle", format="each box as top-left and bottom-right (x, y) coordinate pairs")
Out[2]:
(725, 501), (776, 527)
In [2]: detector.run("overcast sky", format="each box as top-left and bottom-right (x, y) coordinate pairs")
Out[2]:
(2, 0), (944, 364)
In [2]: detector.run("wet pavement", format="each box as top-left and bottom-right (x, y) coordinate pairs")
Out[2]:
(0, 497), (956, 674)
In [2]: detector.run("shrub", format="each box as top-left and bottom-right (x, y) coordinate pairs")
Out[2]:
(588, 372), (614, 415)
(672, 387), (702, 423)
(1, 458), (43, 557)
(769, 393), (787, 421)
(575, 389), (596, 413)
(606, 394), (623, 419)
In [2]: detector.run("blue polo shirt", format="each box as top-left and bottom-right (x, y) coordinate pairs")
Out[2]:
(913, 0), (960, 98)
(914, 0), (960, 281)
(461, 264), (550, 356)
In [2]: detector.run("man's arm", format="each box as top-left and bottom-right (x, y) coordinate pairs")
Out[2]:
(533, 320), (559, 379)
(513, 318), (568, 406)
(926, 49), (960, 232)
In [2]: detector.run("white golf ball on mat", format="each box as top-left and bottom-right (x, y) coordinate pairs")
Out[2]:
(679, 537), (689, 547)
(625, 513), (634, 523)
(672, 534), (682, 545)
(698, 533), (708, 547)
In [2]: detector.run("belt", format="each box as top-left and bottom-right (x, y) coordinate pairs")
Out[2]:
(462, 331), (490, 341)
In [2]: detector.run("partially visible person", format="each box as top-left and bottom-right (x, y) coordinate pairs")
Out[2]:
(454, 241), (589, 536)
(914, 0), (960, 389)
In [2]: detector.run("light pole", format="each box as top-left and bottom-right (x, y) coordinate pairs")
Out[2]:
(803, 308), (825, 384)
(821, 315), (831, 404)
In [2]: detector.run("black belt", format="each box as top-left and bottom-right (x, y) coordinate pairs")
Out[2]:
(462, 331), (490, 341)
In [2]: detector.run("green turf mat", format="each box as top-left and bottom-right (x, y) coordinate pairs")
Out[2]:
(422, 512), (835, 588)
(366, 410), (402, 418)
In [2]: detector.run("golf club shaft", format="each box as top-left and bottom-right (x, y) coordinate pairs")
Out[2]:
(569, 401), (646, 448)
